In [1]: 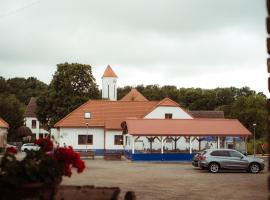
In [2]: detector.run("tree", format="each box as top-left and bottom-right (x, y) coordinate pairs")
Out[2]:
(5, 77), (47, 105)
(36, 63), (100, 128)
(218, 95), (267, 138)
(0, 94), (25, 140)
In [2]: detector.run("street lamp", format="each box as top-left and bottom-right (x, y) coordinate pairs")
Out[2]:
(253, 123), (256, 157)
(84, 112), (91, 152)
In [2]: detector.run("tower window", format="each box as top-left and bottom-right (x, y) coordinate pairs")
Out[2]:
(32, 120), (37, 129)
(107, 85), (110, 98)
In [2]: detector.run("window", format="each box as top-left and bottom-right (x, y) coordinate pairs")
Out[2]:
(78, 135), (93, 145)
(84, 112), (91, 119)
(165, 113), (173, 119)
(107, 85), (110, 98)
(211, 150), (230, 157)
(31, 134), (36, 141)
(114, 135), (123, 145)
(229, 150), (242, 158)
(32, 120), (37, 129)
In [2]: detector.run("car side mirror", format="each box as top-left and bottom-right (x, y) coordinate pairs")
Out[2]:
(240, 156), (244, 159)
(243, 152), (248, 156)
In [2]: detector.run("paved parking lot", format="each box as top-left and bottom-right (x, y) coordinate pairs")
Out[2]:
(62, 158), (268, 200)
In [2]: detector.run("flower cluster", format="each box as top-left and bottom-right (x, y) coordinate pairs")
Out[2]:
(0, 138), (85, 187)
(6, 147), (17, 154)
(34, 138), (53, 152)
(54, 146), (85, 177)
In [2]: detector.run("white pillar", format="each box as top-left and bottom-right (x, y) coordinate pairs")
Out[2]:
(189, 136), (192, 154)
(217, 136), (220, 149)
(131, 136), (135, 154)
(161, 136), (164, 154)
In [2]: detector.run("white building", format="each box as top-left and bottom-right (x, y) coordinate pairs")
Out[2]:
(54, 65), (246, 158)
(24, 97), (49, 140)
(0, 118), (8, 148)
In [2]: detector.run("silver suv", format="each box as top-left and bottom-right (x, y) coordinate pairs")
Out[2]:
(198, 149), (264, 173)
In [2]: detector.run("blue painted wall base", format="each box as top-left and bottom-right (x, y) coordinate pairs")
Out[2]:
(75, 149), (124, 156)
(124, 151), (195, 161)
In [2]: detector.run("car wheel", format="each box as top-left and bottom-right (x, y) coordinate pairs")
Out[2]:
(208, 162), (219, 173)
(249, 163), (260, 174)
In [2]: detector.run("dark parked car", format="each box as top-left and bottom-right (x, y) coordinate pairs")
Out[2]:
(198, 149), (264, 173)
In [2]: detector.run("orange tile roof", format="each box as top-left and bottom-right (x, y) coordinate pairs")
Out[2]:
(120, 89), (148, 101)
(0, 118), (9, 128)
(124, 119), (251, 136)
(54, 100), (158, 129)
(102, 65), (118, 78)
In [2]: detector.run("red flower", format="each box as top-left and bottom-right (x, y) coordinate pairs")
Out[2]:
(34, 138), (53, 152)
(54, 146), (85, 176)
(6, 147), (17, 154)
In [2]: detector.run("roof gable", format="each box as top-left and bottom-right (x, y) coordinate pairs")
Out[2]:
(157, 97), (180, 107)
(120, 89), (148, 101)
(144, 97), (193, 119)
(102, 65), (118, 78)
(0, 118), (9, 128)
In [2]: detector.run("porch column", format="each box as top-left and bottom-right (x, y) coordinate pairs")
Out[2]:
(217, 136), (220, 149)
(245, 136), (248, 152)
(123, 135), (126, 150)
(161, 136), (164, 154)
(189, 136), (192, 154)
(131, 136), (135, 154)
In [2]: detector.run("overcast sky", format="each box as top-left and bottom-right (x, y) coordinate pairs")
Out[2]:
(0, 0), (267, 95)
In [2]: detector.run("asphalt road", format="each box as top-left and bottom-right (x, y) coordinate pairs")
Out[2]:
(62, 158), (268, 200)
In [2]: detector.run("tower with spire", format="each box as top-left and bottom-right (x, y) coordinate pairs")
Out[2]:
(102, 65), (118, 101)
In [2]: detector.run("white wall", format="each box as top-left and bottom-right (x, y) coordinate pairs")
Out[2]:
(144, 106), (193, 119)
(59, 127), (104, 150)
(105, 130), (124, 150)
(102, 77), (117, 101)
(0, 128), (7, 147)
(24, 117), (49, 138)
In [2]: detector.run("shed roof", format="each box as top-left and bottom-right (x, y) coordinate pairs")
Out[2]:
(188, 111), (224, 118)
(124, 119), (251, 136)
(0, 118), (9, 128)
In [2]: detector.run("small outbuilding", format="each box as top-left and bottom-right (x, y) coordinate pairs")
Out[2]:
(0, 118), (9, 148)
(122, 119), (251, 161)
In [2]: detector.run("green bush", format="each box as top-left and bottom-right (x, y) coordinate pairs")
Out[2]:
(247, 138), (268, 155)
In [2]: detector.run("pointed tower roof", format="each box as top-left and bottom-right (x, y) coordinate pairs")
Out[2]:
(102, 65), (118, 78)
(120, 89), (148, 101)
(24, 97), (37, 118)
(157, 97), (180, 107)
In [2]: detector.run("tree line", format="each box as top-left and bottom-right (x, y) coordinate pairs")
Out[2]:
(0, 63), (267, 140)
